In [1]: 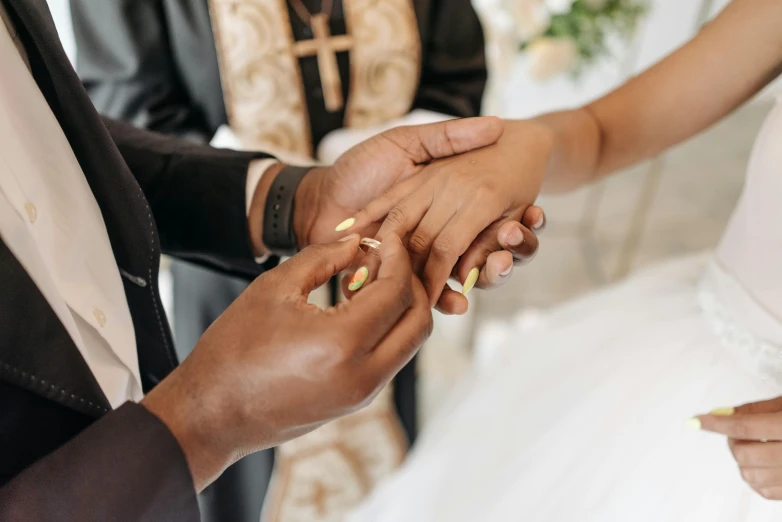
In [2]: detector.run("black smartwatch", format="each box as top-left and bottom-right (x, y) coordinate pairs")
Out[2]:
(262, 165), (313, 257)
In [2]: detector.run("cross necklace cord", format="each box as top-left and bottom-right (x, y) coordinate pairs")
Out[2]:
(288, 0), (352, 112)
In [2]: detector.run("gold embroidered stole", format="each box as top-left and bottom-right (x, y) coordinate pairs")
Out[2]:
(209, 0), (422, 158)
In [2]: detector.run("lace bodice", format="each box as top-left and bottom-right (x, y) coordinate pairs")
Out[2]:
(700, 97), (782, 384)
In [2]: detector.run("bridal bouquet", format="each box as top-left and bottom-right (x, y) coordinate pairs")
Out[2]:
(505, 0), (647, 81)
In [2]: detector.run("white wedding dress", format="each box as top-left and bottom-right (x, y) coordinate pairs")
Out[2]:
(348, 96), (782, 521)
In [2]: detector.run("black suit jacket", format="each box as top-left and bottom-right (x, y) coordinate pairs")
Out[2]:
(0, 1), (275, 519)
(69, 0), (488, 147)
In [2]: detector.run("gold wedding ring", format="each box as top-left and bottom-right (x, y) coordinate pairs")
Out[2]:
(360, 238), (381, 251)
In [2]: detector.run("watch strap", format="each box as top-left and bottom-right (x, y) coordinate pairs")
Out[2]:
(262, 165), (312, 257)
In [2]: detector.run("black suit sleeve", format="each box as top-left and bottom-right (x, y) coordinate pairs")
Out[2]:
(70, 0), (216, 143)
(0, 402), (199, 522)
(414, 0), (488, 118)
(104, 117), (279, 279)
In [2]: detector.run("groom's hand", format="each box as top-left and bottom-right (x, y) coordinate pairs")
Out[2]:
(292, 117), (507, 249)
(142, 234), (431, 493)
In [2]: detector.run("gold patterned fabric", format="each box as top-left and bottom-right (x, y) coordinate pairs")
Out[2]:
(261, 387), (408, 522)
(208, 2), (421, 520)
(209, 0), (421, 158)
(210, 0), (313, 157)
(342, 0), (421, 128)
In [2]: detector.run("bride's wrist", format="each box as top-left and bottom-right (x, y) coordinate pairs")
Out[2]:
(501, 119), (555, 196)
(531, 109), (600, 194)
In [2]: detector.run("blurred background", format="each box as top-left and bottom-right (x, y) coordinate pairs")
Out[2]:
(45, 0), (772, 424)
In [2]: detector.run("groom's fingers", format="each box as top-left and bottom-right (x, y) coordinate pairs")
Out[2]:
(344, 234), (415, 352)
(522, 205), (546, 233)
(368, 275), (433, 381)
(478, 251), (516, 289)
(382, 117), (504, 164)
(435, 285), (469, 315)
(497, 221), (540, 264)
(279, 235), (361, 295)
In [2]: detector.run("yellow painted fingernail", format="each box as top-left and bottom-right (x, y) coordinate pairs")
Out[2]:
(685, 417), (702, 430)
(709, 407), (735, 416)
(462, 268), (480, 296)
(335, 218), (356, 232)
(348, 267), (369, 292)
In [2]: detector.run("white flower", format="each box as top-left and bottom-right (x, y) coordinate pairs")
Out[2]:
(526, 36), (579, 81)
(544, 0), (575, 14)
(506, 0), (551, 41)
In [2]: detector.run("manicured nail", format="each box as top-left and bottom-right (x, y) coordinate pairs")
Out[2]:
(506, 228), (524, 247)
(348, 267), (369, 292)
(500, 265), (513, 277)
(339, 233), (359, 242)
(462, 268), (480, 296)
(685, 417), (702, 430)
(533, 217), (545, 230)
(709, 407), (735, 416)
(335, 218), (356, 232)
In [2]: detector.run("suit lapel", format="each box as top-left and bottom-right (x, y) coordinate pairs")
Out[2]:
(0, 0), (173, 409)
(0, 239), (110, 416)
(3, 0), (158, 278)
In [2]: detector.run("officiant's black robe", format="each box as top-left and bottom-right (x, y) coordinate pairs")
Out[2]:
(70, 2), (486, 521)
(71, 0), (486, 151)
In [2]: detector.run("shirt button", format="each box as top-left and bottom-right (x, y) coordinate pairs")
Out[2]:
(24, 202), (37, 223)
(93, 307), (107, 328)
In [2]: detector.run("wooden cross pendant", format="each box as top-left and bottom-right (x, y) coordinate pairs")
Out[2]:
(292, 13), (353, 112)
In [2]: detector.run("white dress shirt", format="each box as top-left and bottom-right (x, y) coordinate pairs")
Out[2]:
(0, 6), (273, 407)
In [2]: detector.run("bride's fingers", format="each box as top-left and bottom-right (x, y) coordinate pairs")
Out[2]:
(347, 174), (428, 235)
(455, 219), (537, 288)
(697, 412), (782, 441)
(342, 242), (383, 299)
(407, 197), (458, 275)
(451, 219), (507, 286)
(750, 485), (782, 500)
(421, 201), (501, 306)
(456, 250), (515, 294)
(734, 397), (782, 415)
(736, 466), (782, 489)
(729, 439), (782, 468)
(728, 438), (782, 500)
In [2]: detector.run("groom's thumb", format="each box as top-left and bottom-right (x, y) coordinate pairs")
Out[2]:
(384, 117), (504, 164)
(282, 234), (361, 295)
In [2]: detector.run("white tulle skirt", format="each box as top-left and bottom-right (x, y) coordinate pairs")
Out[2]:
(349, 253), (782, 521)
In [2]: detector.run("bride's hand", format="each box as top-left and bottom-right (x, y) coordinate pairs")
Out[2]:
(343, 120), (554, 306)
(694, 397), (782, 500)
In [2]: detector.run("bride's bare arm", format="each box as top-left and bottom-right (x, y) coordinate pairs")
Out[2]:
(540, 0), (782, 192)
(346, 0), (782, 307)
